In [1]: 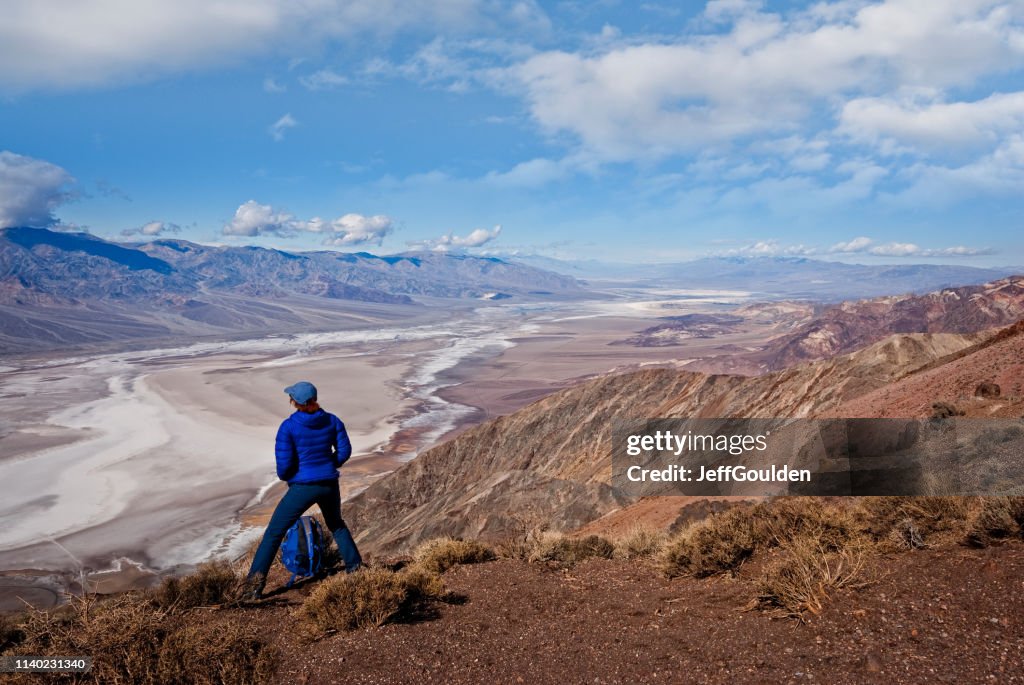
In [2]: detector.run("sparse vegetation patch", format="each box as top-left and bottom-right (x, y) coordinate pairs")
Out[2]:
(154, 560), (243, 612)
(6, 592), (275, 684)
(411, 537), (495, 574)
(614, 526), (667, 560)
(661, 498), (861, 578)
(298, 566), (452, 634)
(755, 538), (869, 619)
(528, 534), (615, 566)
(965, 497), (1024, 547)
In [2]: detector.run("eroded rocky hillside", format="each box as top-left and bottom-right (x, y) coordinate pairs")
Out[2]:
(753, 276), (1024, 370)
(346, 325), (1016, 553)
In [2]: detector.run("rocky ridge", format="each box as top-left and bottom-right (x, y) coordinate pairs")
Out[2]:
(346, 327), (1006, 553)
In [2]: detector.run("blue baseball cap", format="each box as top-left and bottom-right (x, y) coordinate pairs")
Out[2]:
(284, 381), (317, 404)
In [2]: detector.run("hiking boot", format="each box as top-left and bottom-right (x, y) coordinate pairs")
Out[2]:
(241, 574), (265, 601)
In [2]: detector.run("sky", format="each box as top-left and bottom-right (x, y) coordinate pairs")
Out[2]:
(1, 0), (1023, 265)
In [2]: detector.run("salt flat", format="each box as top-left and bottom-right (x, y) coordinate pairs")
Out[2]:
(0, 307), (527, 576)
(0, 292), (781, 604)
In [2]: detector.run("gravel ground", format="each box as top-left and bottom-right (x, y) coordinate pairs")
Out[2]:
(235, 541), (1024, 685)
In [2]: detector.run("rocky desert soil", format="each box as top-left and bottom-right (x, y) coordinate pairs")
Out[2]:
(246, 543), (1024, 685)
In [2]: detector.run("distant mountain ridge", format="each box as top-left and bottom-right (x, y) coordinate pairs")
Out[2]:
(513, 254), (1016, 300)
(137, 239), (581, 301)
(0, 227), (583, 354)
(751, 276), (1024, 371)
(0, 228), (582, 305)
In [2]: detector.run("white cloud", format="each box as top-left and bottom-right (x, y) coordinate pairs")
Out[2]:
(222, 200), (393, 245)
(0, 151), (76, 228)
(313, 214), (394, 246)
(268, 113), (297, 141)
(867, 242), (918, 257)
(0, 0), (552, 91)
(866, 242), (992, 257)
(364, 36), (534, 93)
(703, 0), (766, 24)
(482, 158), (574, 187)
(840, 91), (1024, 153)
(829, 236), (873, 253)
(716, 235), (991, 258)
(893, 134), (1024, 205)
(720, 239), (817, 257)
(299, 69), (348, 90)
(501, 1), (1024, 162)
(409, 224), (502, 251)
(121, 220), (181, 237)
(263, 76), (286, 93)
(223, 200), (298, 236)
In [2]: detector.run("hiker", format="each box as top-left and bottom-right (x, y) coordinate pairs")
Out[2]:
(244, 380), (362, 599)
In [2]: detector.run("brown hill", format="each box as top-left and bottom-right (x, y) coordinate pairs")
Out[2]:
(752, 275), (1024, 371)
(823, 320), (1024, 419)
(346, 329), (990, 554)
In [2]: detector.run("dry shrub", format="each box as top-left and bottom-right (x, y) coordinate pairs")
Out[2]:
(965, 497), (1024, 547)
(16, 593), (168, 683)
(614, 526), (667, 560)
(154, 560), (243, 612)
(888, 518), (927, 550)
(756, 538), (869, 619)
(756, 498), (859, 552)
(662, 498), (861, 578)
(529, 534), (615, 566)
(156, 621), (276, 684)
(400, 566), (448, 601)
(299, 566), (448, 633)
(495, 536), (532, 560)
(662, 506), (757, 578)
(857, 496), (975, 548)
(495, 528), (549, 560)
(10, 592), (274, 684)
(301, 568), (406, 632)
(412, 537), (495, 574)
(0, 612), (25, 653)
(931, 401), (964, 418)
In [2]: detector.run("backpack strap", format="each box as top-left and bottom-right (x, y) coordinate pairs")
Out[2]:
(302, 517), (316, 577)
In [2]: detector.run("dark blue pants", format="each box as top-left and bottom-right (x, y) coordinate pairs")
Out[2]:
(247, 479), (362, 583)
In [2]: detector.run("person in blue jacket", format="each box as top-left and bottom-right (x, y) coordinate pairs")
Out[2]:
(245, 380), (362, 599)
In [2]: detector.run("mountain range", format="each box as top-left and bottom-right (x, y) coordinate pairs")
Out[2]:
(746, 276), (1024, 371)
(346, 292), (1024, 553)
(0, 227), (583, 354)
(513, 254), (1018, 300)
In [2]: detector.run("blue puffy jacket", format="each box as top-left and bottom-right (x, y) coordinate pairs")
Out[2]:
(274, 409), (352, 484)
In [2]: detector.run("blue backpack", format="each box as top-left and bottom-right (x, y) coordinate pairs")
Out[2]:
(279, 516), (326, 587)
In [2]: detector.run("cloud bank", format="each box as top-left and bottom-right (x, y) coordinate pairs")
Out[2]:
(121, 220), (181, 237)
(503, 1), (1024, 162)
(222, 200), (393, 246)
(0, 0), (550, 91)
(0, 151), (76, 229)
(409, 225), (502, 251)
(720, 237), (993, 259)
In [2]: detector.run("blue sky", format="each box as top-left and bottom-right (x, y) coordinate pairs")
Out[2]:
(1, 0), (1023, 265)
